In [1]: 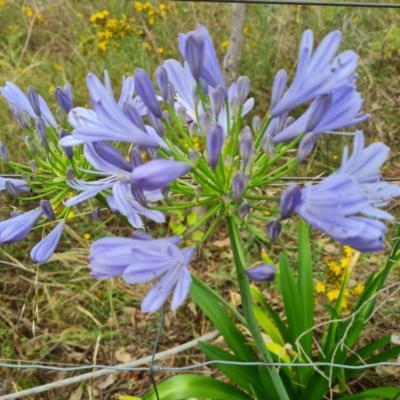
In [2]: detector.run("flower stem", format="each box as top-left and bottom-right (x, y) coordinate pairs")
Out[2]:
(225, 215), (290, 400)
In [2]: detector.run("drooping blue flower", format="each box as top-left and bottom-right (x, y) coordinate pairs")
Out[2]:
(273, 84), (369, 143)
(271, 30), (358, 117)
(0, 82), (57, 128)
(89, 236), (195, 312)
(55, 83), (73, 113)
(206, 123), (224, 169)
(0, 209), (43, 244)
(30, 220), (65, 263)
(182, 30), (205, 80)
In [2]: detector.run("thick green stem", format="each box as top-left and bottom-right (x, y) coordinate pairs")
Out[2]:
(225, 215), (290, 400)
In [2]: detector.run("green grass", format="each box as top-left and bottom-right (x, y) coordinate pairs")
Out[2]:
(0, 0), (400, 399)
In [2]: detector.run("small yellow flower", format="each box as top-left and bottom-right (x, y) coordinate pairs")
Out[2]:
(160, 10), (167, 18)
(53, 63), (62, 71)
(328, 261), (342, 276)
(315, 282), (326, 293)
(98, 41), (109, 52)
(351, 15), (359, 23)
(83, 233), (91, 240)
(343, 246), (353, 258)
(327, 289), (340, 302)
(48, 86), (55, 95)
(90, 10), (109, 25)
(142, 41), (151, 51)
(373, 137), (380, 142)
(148, 17), (155, 26)
(134, 1), (143, 12)
(76, 12), (83, 19)
(243, 24), (250, 34)
(0, 0), (6, 7)
(352, 284), (364, 296)
(159, 4), (166, 10)
(332, 155), (338, 161)
(220, 40), (229, 52)
(67, 211), (74, 221)
(158, 47), (164, 54)
(22, 6), (34, 18)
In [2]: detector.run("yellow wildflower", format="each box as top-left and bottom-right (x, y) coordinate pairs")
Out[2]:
(98, 41), (109, 52)
(67, 211), (75, 221)
(220, 40), (229, 52)
(0, 0), (6, 6)
(160, 10), (167, 18)
(243, 24), (250, 34)
(332, 155), (338, 161)
(90, 10), (109, 25)
(53, 63), (62, 71)
(352, 284), (364, 296)
(344, 246), (353, 258)
(148, 17), (155, 26)
(327, 289), (340, 302)
(373, 137), (380, 142)
(159, 4), (166, 10)
(134, 1), (143, 12)
(48, 86), (55, 95)
(340, 257), (350, 269)
(84, 233), (91, 240)
(158, 47), (164, 54)
(76, 12), (83, 19)
(23, 6), (34, 18)
(142, 42), (151, 51)
(328, 261), (342, 276)
(315, 282), (326, 293)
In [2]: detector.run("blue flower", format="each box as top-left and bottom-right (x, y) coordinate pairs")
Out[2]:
(89, 236), (195, 312)
(0, 209), (43, 244)
(245, 265), (276, 282)
(0, 178), (30, 193)
(272, 30), (358, 117)
(30, 220), (65, 263)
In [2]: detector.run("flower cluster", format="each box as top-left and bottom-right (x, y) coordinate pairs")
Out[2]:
(1, 24), (398, 314)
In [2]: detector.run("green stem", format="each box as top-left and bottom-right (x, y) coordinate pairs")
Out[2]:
(225, 215), (290, 400)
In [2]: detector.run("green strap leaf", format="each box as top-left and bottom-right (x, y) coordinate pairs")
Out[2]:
(338, 387), (400, 400)
(143, 375), (254, 400)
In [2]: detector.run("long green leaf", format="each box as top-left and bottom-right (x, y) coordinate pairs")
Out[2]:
(346, 336), (390, 366)
(338, 387), (400, 400)
(198, 341), (268, 399)
(253, 304), (284, 346)
(143, 375), (253, 400)
(190, 277), (256, 361)
(278, 252), (305, 345)
(297, 220), (313, 359)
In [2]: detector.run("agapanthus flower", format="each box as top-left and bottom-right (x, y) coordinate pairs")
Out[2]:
(0, 177), (30, 193)
(30, 220), (65, 263)
(245, 265), (276, 282)
(271, 29), (358, 117)
(0, 82), (57, 128)
(89, 235), (195, 312)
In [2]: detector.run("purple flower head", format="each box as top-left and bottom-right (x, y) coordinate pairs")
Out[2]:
(206, 123), (224, 169)
(274, 84), (369, 143)
(30, 220), (65, 263)
(297, 132), (318, 162)
(55, 83), (73, 113)
(89, 236), (195, 312)
(280, 184), (302, 220)
(61, 72), (158, 148)
(0, 208), (43, 244)
(272, 30), (358, 117)
(40, 200), (55, 220)
(131, 160), (191, 191)
(232, 172), (247, 202)
(237, 76), (251, 105)
(337, 131), (400, 208)
(134, 68), (162, 119)
(266, 219), (282, 242)
(246, 265), (276, 282)
(0, 82), (57, 128)
(27, 86), (41, 117)
(210, 85), (226, 119)
(183, 30), (205, 80)
(179, 24), (226, 92)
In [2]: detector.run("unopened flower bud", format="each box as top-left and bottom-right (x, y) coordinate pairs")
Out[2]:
(230, 96), (239, 117)
(92, 208), (102, 222)
(261, 134), (276, 158)
(189, 122), (199, 137)
(184, 30), (205, 79)
(30, 160), (38, 174)
(177, 106), (187, 124)
(155, 66), (169, 102)
(59, 129), (73, 160)
(206, 123), (224, 169)
(232, 172), (246, 202)
(252, 116), (262, 134)
(27, 86), (41, 116)
(280, 184), (301, 220)
(66, 167), (75, 180)
(167, 82), (175, 107)
(5, 181), (19, 197)
(266, 219), (281, 242)
(148, 110), (164, 137)
(123, 103), (147, 131)
(55, 108), (65, 123)
(35, 117), (47, 142)
(134, 68), (162, 119)
(75, 202), (83, 213)
(271, 69), (287, 110)
(298, 132), (317, 163)
(240, 127), (254, 168)
(246, 265), (276, 282)
(239, 201), (250, 219)
(237, 76), (251, 105)
(21, 174), (30, 184)
(210, 85), (226, 119)
(15, 110), (31, 129)
(199, 113), (210, 134)
(40, 200), (55, 220)
(55, 83), (73, 113)
(189, 149), (200, 166)
(0, 142), (9, 164)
